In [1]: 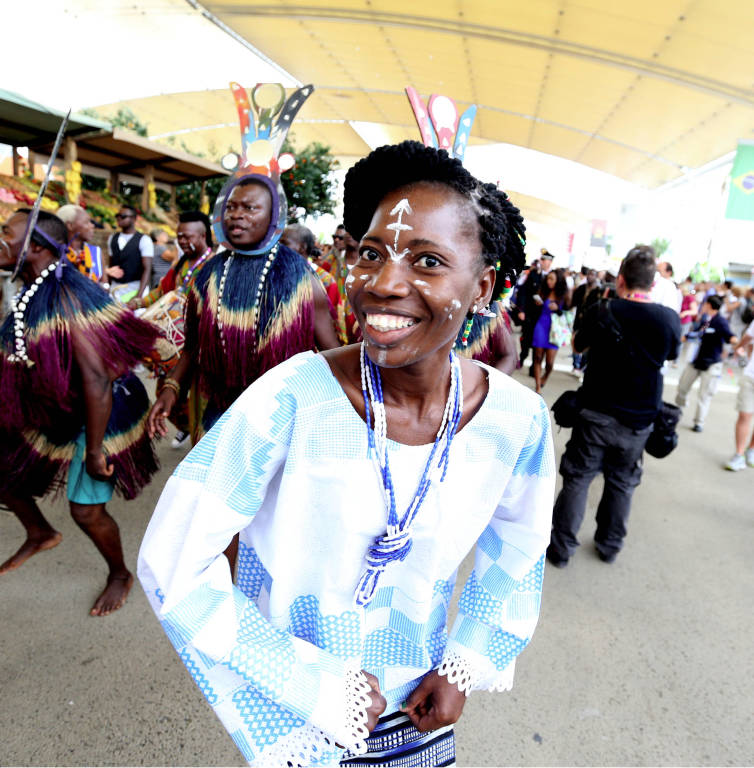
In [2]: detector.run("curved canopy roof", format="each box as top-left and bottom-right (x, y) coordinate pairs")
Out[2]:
(88, 0), (754, 189)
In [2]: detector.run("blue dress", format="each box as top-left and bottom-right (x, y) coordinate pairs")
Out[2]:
(532, 299), (561, 350)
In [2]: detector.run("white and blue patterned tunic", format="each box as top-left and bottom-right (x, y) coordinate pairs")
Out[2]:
(138, 351), (555, 766)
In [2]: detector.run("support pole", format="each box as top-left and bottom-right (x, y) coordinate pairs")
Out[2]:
(142, 164), (155, 213)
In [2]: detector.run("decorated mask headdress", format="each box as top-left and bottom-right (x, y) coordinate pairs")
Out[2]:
(405, 87), (518, 307)
(212, 82), (314, 255)
(404, 87), (477, 164)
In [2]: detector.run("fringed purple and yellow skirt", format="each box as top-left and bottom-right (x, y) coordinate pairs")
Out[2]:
(0, 372), (158, 501)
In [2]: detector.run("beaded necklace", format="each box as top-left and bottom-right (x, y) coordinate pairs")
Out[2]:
(354, 342), (464, 607)
(7, 259), (60, 366)
(625, 291), (651, 301)
(178, 247), (211, 294)
(216, 243), (279, 352)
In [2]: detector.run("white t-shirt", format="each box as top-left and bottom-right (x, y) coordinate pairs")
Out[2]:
(650, 273), (681, 312)
(743, 321), (754, 379)
(108, 232), (154, 259)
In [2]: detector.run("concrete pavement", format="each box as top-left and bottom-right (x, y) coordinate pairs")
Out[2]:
(1, 362), (752, 766)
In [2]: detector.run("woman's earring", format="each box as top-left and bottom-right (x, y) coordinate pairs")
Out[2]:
(477, 303), (496, 317)
(461, 313), (475, 347)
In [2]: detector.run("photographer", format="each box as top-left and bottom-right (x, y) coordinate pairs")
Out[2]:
(546, 246), (681, 567)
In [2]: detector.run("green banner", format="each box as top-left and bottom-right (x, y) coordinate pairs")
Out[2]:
(725, 141), (754, 221)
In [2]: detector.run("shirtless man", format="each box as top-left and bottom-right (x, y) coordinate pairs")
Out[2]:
(0, 209), (158, 615)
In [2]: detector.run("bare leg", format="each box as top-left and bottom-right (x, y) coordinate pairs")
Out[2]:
(541, 348), (558, 388)
(0, 493), (62, 575)
(532, 348), (544, 393)
(69, 501), (132, 616)
(735, 412), (754, 454)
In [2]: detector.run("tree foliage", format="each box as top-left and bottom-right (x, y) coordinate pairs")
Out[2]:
(80, 107), (149, 137)
(650, 237), (670, 258)
(280, 138), (339, 222)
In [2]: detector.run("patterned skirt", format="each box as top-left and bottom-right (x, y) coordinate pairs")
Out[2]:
(340, 712), (455, 767)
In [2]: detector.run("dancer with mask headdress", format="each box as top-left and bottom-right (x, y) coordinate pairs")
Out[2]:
(0, 207), (159, 616)
(138, 127), (554, 765)
(147, 82), (339, 447)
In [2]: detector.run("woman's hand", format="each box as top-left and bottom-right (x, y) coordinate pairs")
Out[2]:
(401, 670), (466, 733)
(106, 265), (124, 280)
(147, 388), (178, 438)
(127, 298), (141, 310)
(362, 671), (387, 733)
(548, 300), (558, 311)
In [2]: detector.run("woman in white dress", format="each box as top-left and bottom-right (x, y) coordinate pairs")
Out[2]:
(138, 140), (555, 767)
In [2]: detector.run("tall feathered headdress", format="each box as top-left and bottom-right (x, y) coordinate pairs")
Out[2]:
(212, 82), (314, 255)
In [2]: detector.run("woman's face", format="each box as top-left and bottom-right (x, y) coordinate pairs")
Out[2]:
(546, 271), (557, 290)
(347, 182), (494, 368)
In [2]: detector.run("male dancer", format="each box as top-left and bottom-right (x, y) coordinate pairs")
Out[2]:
(0, 209), (159, 615)
(148, 83), (339, 444)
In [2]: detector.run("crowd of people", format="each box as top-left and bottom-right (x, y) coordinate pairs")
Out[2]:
(1, 132), (753, 766)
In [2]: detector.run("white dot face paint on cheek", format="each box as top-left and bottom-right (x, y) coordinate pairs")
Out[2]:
(451, 299), (461, 309)
(377, 350), (387, 365)
(345, 273), (355, 286)
(413, 279), (429, 287)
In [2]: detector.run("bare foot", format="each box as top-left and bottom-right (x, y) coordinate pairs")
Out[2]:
(90, 571), (133, 617)
(0, 531), (62, 574)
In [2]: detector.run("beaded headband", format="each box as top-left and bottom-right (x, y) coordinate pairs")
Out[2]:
(212, 82), (314, 255)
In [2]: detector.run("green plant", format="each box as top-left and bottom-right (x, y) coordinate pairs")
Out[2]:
(649, 238), (670, 258)
(175, 177), (225, 212)
(280, 138), (338, 221)
(81, 107), (148, 137)
(86, 202), (118, 228)
(81, 174), (108, 193)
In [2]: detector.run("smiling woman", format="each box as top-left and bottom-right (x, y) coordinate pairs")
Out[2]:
(138, 141), (555, 768)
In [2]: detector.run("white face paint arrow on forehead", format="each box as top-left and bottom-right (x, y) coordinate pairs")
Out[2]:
(386, 198), (413, 256)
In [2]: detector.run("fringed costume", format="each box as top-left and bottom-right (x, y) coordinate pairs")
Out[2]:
(0, 264), (159, 500)
(185, 244), (315, 441)
(454, 302), (513, 366)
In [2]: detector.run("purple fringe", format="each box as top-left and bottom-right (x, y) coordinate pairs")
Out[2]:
(195, 253), (314, 399)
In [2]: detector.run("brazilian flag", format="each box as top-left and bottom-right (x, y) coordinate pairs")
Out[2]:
(725, 141), (754, 221)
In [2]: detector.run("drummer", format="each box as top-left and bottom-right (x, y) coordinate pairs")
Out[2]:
(129, 211), (214, 448)
(128, 212), (213, 312)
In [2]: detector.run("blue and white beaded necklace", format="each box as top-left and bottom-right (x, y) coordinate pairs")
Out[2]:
(354, 342), (464, 607)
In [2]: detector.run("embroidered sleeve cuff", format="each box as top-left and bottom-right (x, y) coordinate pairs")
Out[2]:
(438, 648), (516, 696)
(330, 665), (372, 755)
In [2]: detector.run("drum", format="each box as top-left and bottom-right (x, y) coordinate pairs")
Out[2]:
(141, 290), (186, 377)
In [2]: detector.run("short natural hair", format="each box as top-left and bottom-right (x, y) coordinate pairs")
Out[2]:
(17, 209), (67, 251)
(343, 140), (526, 298)
(56, 204), (86, 225)
(620, 245), (656, 291)
(179, 210), (213, 247)
(706, 294), (723, 311)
